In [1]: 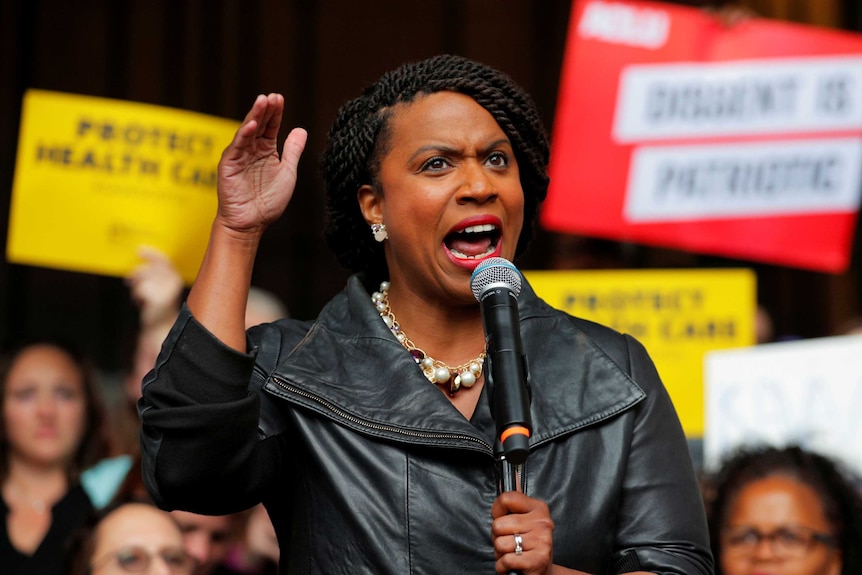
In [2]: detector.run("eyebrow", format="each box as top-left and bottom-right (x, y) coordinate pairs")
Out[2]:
(406, 138), (512, 164)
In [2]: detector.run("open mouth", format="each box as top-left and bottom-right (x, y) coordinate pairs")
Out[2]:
(444, 223), (501, 260)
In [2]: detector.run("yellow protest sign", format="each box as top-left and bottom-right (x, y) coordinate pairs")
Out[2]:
(524, 268), (756, 437)
(7, 89), (239, 283)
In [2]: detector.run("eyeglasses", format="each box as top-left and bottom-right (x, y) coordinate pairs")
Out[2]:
(90, 545), (198, 574)
(722, 525), (837, 558)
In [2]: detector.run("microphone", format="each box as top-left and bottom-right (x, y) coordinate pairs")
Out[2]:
(470, 257), (531, 466)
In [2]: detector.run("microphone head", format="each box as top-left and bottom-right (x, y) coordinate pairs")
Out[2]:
(470, 257), (522, 301)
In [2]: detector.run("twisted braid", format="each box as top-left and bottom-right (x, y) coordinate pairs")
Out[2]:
(321, 54), (550, 283)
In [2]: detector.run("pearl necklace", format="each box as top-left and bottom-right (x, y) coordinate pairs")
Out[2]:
(372, 281), (485, 397)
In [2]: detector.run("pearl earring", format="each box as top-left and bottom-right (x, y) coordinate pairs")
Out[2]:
(371, 223), (388, 242)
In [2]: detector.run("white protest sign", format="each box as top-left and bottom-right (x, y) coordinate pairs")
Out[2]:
(704, 334), (862, 475)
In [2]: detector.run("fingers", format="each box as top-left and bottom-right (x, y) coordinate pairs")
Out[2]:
(491, 490), (539, 518)
(222, 94), (284, 165)
(494, 531), (524, 557)
(242, 93), (282, 142)
(281, 127), (308, 172)
(491, 492), (554, 575)
(493, 529), (554, 575)
(126, 246), (184, 325)
(259, 93), (284, 141)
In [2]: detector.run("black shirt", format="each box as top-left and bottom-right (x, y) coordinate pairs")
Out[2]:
(0, 483), (93, 575)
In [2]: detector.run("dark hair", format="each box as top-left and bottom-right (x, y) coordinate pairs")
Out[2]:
(706, 445), (862, 574)
(321, 54), (550, 284)
(0, 339), (110, 483)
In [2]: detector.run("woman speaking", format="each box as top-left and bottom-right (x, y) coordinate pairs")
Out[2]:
(139, 54), (713, 575)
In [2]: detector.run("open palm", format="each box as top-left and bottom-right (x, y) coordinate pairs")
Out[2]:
(216, 93), (307, 234)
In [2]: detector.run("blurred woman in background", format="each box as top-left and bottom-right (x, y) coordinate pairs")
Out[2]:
(0, 339), (110, 575)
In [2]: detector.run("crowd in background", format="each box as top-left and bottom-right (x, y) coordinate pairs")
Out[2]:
(1, 245), (861, 574)
(1, 248), (281, 575)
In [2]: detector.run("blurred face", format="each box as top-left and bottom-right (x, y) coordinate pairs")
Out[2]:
(3, 344), (87, 468)
(359, 91), (524, 303)
(91, 503), (195, 575)
(720, 476), (842, 575)
(170, 511), (233, 575)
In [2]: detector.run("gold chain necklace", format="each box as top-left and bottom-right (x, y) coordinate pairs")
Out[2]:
(372, 281), (485, 397)
(5, 482), (50, 514)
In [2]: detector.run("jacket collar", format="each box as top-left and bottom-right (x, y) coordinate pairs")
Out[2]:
(265, 275), (644, 447)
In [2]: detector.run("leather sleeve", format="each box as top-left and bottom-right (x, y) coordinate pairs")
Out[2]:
(138, 304), (281, 515)
(610, 334), (714, 575)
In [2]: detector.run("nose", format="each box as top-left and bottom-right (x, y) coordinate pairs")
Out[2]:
(149, 556), (174, 575)
(35, 393), (58, 417)
(183, 533), (210, 570)
(457, 161), (496, 203)
(751, 535), (778, 559)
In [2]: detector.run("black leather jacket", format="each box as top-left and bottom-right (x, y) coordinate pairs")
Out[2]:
(140, 276), (713, 575)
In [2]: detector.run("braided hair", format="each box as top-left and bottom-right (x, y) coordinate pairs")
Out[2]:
(321, 54), (550, 284)
(707, 445), (862, 575)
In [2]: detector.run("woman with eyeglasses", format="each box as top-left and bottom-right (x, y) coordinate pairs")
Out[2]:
(66, 501), (198, 575)
(706, 445), (862, 575)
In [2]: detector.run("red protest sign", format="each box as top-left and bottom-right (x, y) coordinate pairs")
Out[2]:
(542, 0), (862, 272)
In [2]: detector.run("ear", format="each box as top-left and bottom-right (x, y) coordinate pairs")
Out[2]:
(358, 184), (383, 226)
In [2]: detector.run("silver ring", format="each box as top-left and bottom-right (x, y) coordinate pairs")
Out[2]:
(513, 533), (523, 556)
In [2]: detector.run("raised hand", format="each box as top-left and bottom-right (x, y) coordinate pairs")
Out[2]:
(185, 96), (307, 351)
(216, 93), (308, 236)
(126, 245), (184, 329)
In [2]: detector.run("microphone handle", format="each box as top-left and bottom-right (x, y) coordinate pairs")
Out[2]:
(499, 457), (523, 575)
(479, 284), (529, 575)
(480, 288), (532, 464)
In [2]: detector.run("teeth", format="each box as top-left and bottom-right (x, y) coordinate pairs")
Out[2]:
(449, 245), (497, 260)
(460, 224), (497, 234)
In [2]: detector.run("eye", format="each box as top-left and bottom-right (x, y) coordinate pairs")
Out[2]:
(485, 151), (509, 168)
(726, 529), (759, 546)
(420, 156), (451, 172)
(775, 528), (807, 546)
(9, 387), (36, 401)
(54, 385), (82, 401)
(116, 547), (148, 569)
(162, 548), (195, 569)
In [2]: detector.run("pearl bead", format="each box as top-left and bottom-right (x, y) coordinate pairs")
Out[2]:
(372, 291), (383, 302)
(433, 366), (451, 384)
(375, 301), (387, 312)
(421, 357), (434, 370)
(380, 281), (390, 291)
(469, 361), (481, 374)
(459, 371), (476, 387)
(382, 316), (393, 328)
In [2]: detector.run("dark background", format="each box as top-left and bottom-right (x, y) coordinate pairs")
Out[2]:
(1, 0), (860, 377)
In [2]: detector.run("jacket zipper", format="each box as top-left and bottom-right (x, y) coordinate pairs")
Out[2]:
(269, 376), (494, 452)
